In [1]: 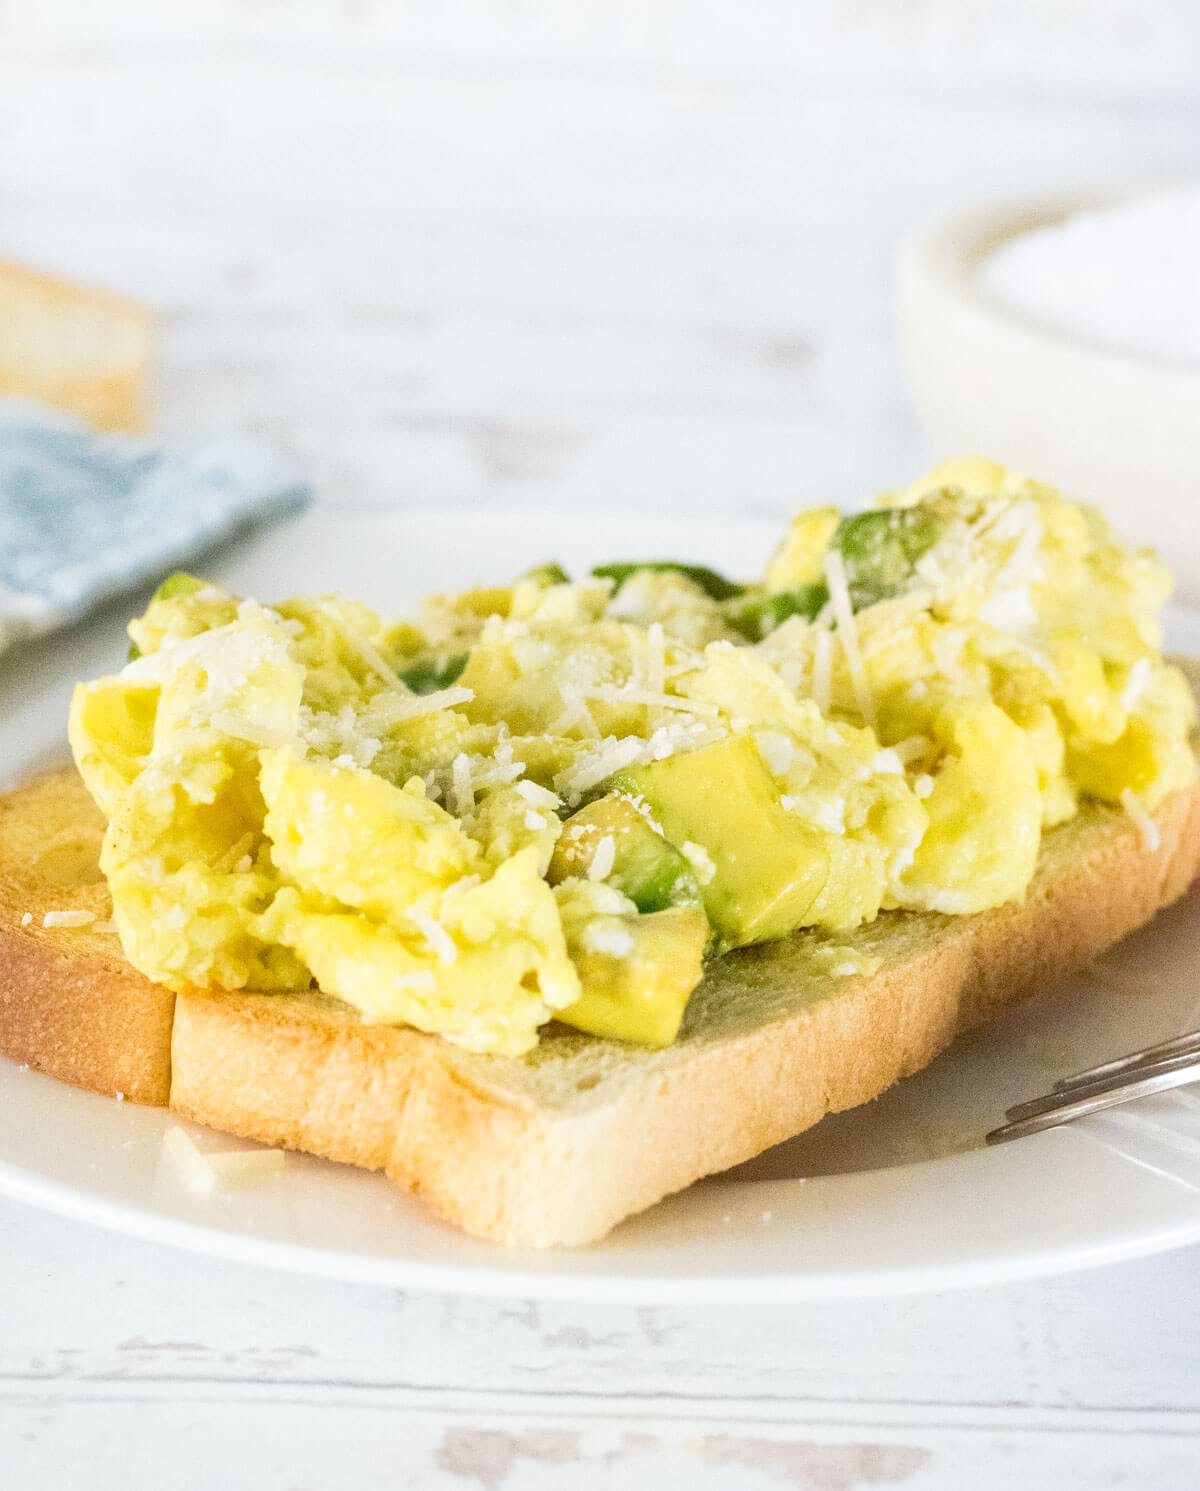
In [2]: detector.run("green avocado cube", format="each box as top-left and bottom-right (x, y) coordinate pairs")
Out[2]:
(519, 562), (570, 587)
(153, 572), (207, 602)
(548, 795), (702, 913)
(556, 906), (709, 1046)
(834, 507), (944, 607)
(591, 561), (745, 602)
(730, 583), (829, 640)
(610, 733), (829, 947)
(398, 653), (468, 695)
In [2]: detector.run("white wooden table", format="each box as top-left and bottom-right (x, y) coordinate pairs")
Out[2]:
(4, 1200), (1200, 1489)
(3, 5), (1200, 1485)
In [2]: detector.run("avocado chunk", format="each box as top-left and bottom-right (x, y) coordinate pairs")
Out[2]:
(520, 561), (570, 586)
(610, 733), (829, 947)
(398, 653), (468, 695)
(129, 573), (209, 658)
(734, 507), (945, 640)
(126, 573), (239, 663)
(548, 795), (702, 913)
(153, 571), (207, 602)
(556, 907), (709, 1046)
(834, 507), (943, 607)
(730, 583), (829, 641)
(591, 561), (745, 602)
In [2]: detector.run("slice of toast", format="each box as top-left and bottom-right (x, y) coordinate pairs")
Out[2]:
(0, 260), (154, 433)
(3, 765), (1199, 1246)
(0, 771), (173, 1104)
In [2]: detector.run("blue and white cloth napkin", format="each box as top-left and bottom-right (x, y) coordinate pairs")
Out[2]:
(0, 399), (310, 654)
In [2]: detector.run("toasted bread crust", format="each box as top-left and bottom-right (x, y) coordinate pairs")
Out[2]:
(0, 772), (173, 1104)
(389, 768), (1200, 1245)
(2, 766), (1199, 1244)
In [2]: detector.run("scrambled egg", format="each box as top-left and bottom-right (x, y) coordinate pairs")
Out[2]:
(70, 460), (1196, 1054)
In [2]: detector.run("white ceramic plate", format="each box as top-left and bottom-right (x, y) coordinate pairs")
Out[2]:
(2, 508), (1199, 1301)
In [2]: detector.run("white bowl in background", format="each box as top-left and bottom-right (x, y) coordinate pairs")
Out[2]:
(897, 192), (1200, 598)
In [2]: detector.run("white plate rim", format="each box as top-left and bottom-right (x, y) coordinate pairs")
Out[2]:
(4, 1114), (1200, 1302)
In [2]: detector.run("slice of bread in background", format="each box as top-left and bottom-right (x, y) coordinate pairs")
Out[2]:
(0, 259), (154, 432)
(2, 765), (1199, 1245)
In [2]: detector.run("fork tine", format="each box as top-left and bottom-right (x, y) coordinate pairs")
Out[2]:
(1005, 1048), (1200, 1123)
(1052, 1029), (1200, 1094)
(986, 1055), (1200, 1145)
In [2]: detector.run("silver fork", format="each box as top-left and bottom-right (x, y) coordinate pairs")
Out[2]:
(985, 1029), (1200, 1144)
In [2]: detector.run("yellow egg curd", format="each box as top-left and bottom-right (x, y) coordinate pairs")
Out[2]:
(70, 461), (1195, 1054)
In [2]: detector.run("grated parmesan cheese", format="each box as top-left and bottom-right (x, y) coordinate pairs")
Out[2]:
(811, 625), (833, 716)
(204, 1148), (286, 1183)
(516, 779), (560, 810)
(548, 691), (601, 739)
(580, 685), (718, 717)
(824, 548), (877, 732)
(589, 835), (617, 882)
(587, 923), (635, 957)
(680, 840), (716, 886)
(43, 909), (96, 929)
(210, 713), (297, 750)
(618, 790), (666, 837)
(411, 909), (458, 964)
(1120, 788), (1161, 852)
(890, 734), (934, 765)
(646, 621), (666, 695)
(470, 757), (526, 789)
(161, 1125), (214, 1191)
(754, 730), (795, 777)
(558, 737), (646, 798)
(324, 609), (404, 693)
(857, 587), (935, 627)
(161, 1125), (285, 1192)
(364, 685), (474, 727)
(451, 753), (475, 816)
(1120, 658), (1152, 712)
